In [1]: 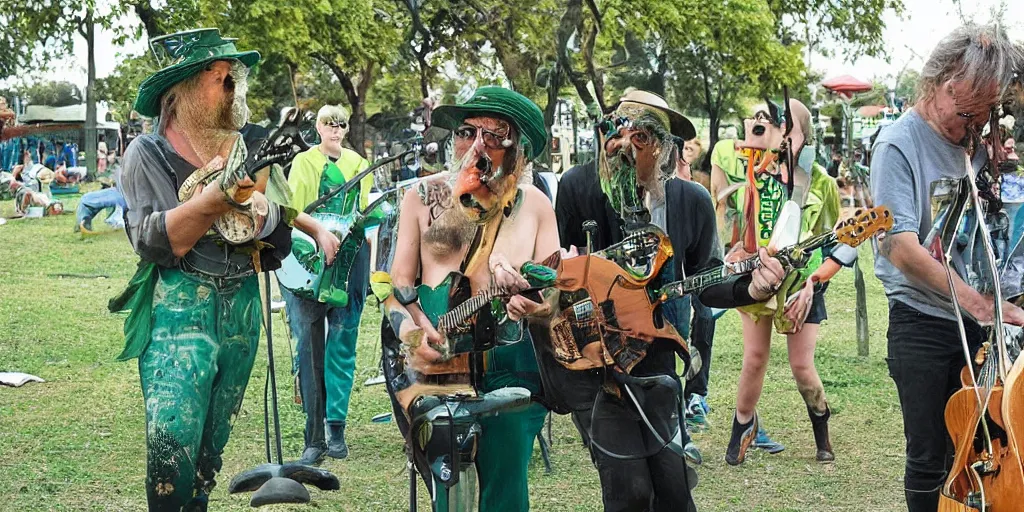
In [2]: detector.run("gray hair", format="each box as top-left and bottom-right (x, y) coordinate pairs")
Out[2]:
(917, 24), (1022, 105)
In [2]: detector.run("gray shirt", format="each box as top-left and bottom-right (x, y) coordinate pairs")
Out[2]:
(120, 133), (280, 272)
(869, 109), (985, 320)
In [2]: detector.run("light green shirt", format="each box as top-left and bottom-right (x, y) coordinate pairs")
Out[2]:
(287, 145), (371, 213)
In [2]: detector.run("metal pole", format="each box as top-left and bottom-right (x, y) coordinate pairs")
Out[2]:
(263, 271), (284, 464)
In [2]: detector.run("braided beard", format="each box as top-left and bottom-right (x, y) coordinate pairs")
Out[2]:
(599, 137), (672, 221)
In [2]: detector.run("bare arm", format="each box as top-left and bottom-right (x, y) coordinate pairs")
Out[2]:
(291, 212), (341, 265)
(882, 231), (1020, 324)
(389, 188), (441, 342)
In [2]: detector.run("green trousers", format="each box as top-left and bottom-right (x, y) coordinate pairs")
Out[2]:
(139, 268), (261, 510)
(431, 333), (547, 511)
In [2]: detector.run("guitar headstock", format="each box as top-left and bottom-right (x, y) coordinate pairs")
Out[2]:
(247, 107), (314, 174)
(835, 206), (894, 247)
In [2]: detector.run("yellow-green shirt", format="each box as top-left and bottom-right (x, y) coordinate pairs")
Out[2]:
(287, 145), (371, 213)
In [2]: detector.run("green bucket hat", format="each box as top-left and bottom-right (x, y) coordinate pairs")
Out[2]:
(134, 28), (261, 118)
(432, 86), (548, 160)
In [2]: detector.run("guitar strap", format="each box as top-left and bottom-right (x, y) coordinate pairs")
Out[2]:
(457, 189), (521, 384)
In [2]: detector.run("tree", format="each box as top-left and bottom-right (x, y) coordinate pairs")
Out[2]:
(199, 0), (406, 157)
(21, 81), (86, 107)
(894, 68), (920, 103)
(0, 0), (140, 175)
(669, 0), (805, 147)
(96, 55), (158, 123)
(767, 0), (903, 66)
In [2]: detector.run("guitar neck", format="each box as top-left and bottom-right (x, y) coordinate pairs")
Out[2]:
(437, 288), (506, 334)
(660, 232), (838, 301)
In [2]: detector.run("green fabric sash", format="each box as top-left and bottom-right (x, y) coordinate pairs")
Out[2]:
(109, 261), (159, 361)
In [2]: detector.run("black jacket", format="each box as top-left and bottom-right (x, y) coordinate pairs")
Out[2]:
(554, 161), (757, 377)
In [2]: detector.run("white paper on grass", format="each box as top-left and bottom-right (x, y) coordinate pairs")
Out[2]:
(0, 372), (45, 387)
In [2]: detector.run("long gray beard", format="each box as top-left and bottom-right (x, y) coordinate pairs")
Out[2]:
(228, 61), (251, 129)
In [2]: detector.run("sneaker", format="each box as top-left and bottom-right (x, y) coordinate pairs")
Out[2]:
(685, 395), (710, 432)
(725, 412), (758, 466)
(683, 440), (703, 466)
(752, 427), (785, 454)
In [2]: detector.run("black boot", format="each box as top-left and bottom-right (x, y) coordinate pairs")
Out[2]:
(327, 422), (348, 459)
(725, 412), (758, 466)
(808, 404), (834, 462)
(298, 444), (327, 466)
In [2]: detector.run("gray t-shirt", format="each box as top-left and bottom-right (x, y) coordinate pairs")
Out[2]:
(869, 109), (985, 320)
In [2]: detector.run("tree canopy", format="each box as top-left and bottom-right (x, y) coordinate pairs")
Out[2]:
(1, 0), (905, 157)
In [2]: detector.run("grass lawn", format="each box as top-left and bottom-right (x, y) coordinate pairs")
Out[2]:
(0, 188), (907, 511)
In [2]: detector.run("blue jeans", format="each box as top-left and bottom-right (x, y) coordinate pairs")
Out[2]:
(76, 187), (127, 229)
(281, 243), (370, 448)
(679, 295), (716, 399)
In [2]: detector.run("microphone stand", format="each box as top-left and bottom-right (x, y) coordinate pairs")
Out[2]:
(227, 270), (341, 506)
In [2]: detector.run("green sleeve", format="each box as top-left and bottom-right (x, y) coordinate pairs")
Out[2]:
(288, 152), (320, 213)
(710, 140), (735, 177)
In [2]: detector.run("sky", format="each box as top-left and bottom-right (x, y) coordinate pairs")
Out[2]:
(814, 0), (1024, 85)
(13, 0), (1024, 94)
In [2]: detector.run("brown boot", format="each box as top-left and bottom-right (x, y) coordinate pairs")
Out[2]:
(808, 404), (834, 462)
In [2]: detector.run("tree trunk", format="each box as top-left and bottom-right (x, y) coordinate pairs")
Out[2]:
(349, 102), (367, 159)
(708, 110), (720, 152)
(855, 257), (869, 357)
(84, 10), (97, 177)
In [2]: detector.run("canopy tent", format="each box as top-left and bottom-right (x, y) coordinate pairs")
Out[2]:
(821, 75), (873, 99)
(19, 104), (120, 130)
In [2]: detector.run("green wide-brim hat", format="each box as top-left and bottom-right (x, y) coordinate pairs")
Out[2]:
(134, 28), (260, 118)
(432, 86), (548, 160)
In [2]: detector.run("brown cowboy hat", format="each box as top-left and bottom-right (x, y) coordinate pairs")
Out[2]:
(611, 90), (696, 141)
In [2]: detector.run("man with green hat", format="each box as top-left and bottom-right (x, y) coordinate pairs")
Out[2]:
(112, 28), (341, 510)
(380, 85), (559, 510)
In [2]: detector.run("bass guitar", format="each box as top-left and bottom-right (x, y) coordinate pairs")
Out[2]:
(275, 151), (413, 304)
(658, 206), (893, 302)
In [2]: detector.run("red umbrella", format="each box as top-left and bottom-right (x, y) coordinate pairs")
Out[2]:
(822, 75), (873, 99)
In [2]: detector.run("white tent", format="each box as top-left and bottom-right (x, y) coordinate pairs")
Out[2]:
(19, 104), (120, 131)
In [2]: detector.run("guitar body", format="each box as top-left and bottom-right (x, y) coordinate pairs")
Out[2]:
(554, 253), (686, 373)
(276, 191), (398, 304)
(386, 272), (480, 413)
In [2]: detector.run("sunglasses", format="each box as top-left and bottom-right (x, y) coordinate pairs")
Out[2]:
(322, 120), (348, 130)
(454, 124), (513, 149)
(598, 115), (657, 148)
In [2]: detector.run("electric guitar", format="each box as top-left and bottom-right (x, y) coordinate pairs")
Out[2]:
(657, 206), (893, 302)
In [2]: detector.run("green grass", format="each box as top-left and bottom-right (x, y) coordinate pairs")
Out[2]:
(0, 188), (906, 511)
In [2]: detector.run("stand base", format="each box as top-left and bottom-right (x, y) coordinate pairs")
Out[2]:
(250, 477), (310, 507)
(229, 462), (340, 493)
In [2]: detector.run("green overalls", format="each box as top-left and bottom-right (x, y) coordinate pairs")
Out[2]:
(114, 263), (262, 510)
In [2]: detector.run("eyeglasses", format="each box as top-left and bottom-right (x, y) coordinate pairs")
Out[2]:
(454, 124), (512, 149)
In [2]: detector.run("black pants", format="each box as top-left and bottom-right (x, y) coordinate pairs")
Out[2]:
(885, 300), (983, 511)
(684, 296), (715, 398)
(571, 386), (697, 512)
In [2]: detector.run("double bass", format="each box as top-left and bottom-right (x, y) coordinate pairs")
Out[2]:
(939, 135), (1024, 510)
